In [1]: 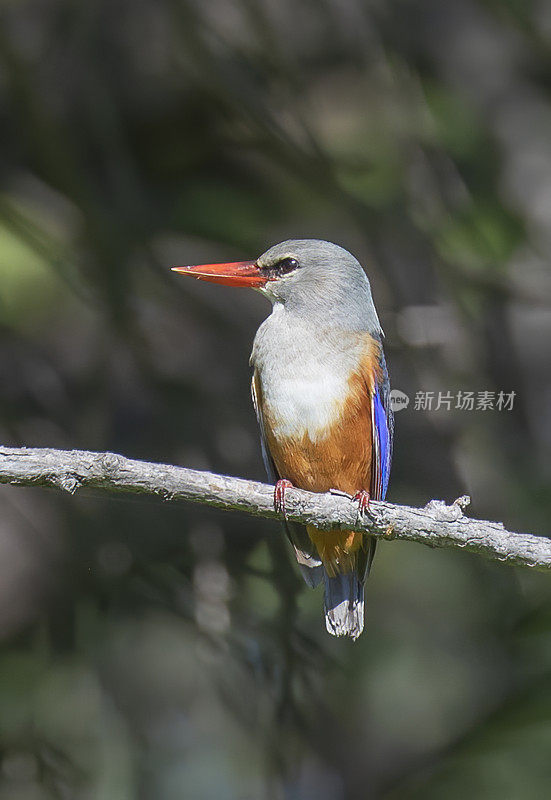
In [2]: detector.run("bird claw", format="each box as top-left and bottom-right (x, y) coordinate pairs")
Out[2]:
(274, 479), (294, 517)
(330, 488), (377, 521)
(352, 490), (374, 519)
(329, 488), (352, 499)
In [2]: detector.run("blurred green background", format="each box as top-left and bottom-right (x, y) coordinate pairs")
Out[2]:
(1, 0), (551, 798)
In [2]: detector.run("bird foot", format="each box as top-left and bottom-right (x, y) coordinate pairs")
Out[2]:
(274, 479), (294, 517)
(352, 489), (371, 515)
(353, 489), (378, 521)
(329, 488), (376, 520)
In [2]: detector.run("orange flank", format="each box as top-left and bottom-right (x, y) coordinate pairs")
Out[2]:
(254, 335), (381, 577)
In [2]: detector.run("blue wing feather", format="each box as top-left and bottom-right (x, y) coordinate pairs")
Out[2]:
(370, 354), (393, 500)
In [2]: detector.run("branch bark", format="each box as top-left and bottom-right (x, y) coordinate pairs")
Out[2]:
(0, 445), (549, 571)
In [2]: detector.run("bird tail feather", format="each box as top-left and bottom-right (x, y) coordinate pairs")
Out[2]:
(297, 560), (324, 588)
(286, 521), (323, 588)
(323, 570), (364, 640)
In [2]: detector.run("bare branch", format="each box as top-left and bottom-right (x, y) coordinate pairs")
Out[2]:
(0, 445), (549, 571)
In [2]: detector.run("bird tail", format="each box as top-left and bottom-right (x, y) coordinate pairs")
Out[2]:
(323, 536), (376, 640)
(323, 569), (365, 640)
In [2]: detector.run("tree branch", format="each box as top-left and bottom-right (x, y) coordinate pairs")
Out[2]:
(0, 445), (549, 571)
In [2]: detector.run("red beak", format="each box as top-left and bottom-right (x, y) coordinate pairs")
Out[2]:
(171, 260), (266, 288)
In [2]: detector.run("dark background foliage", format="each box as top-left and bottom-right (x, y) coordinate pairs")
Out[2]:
(0, 0), (550, 797)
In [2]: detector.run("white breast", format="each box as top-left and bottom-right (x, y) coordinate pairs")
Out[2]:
(251, 304), (364, 442)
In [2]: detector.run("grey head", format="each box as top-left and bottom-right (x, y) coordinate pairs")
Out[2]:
(256, 239), (382, 336)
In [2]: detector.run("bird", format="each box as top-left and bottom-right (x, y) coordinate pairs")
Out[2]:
(172, 240), (393, 639)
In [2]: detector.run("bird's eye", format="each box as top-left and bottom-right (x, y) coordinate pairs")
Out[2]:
(275, 257), (299, 275)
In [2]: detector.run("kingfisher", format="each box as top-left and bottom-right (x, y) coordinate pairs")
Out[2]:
(173, 240), (393, 639)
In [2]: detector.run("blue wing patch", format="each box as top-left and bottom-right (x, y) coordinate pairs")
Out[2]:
(372, 388), (392, 499)
(370, 349), (393, 501)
